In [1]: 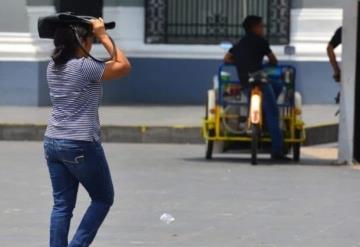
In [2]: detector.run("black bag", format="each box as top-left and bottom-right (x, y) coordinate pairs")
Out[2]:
(38, 12), (116, 62)
(38, 12), (115, 39)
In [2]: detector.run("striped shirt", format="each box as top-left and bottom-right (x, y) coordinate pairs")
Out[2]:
(45, 58), (106, 142)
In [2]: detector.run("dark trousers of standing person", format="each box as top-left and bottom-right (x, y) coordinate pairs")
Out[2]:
(44, 137), (114, 247)
(261, 80), (284, 156)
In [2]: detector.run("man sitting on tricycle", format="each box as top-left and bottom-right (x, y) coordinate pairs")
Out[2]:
(224, 15), (286, 160)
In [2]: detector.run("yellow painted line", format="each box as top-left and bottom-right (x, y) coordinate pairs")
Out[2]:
(172, 125), (187, 129)
(140, 126), (147, 133)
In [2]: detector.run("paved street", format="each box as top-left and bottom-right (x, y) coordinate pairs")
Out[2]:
(2, 141), (360, 247)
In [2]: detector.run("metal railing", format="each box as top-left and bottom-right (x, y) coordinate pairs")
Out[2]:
(145, 0), (290, 45)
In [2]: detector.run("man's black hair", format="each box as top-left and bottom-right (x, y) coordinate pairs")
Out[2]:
(242, 15), (263, 34)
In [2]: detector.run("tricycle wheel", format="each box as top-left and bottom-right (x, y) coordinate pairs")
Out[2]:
(293, 130), (301, 162)
(251, 124), (260, 165)
(205, 129), (215, 160)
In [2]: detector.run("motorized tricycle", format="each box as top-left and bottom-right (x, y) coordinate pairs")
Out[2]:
(202, 64), (305, 164)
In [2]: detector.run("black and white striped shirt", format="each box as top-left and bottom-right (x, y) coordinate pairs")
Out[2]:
(45, 58), (106, 142)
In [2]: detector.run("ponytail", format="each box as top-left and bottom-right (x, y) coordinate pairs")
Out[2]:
(51, 25), (91, 65)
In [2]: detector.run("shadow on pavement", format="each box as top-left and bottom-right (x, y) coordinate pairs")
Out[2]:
(182, 156), (340, 167)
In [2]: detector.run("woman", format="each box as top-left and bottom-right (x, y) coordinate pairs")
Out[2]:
(43, 18), (131, 247)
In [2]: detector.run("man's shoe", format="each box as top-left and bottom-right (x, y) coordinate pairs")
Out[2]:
(271, 154), (292, 162)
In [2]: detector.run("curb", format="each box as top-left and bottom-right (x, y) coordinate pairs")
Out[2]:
(303, 124), (338, 146)
(0, 123), (338, 146)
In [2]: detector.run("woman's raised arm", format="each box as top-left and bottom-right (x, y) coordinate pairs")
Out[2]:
(91, 18), (132, 81)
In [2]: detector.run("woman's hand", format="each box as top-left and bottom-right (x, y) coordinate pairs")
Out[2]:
(90, 18), (107, 40)
(89, 18), (131, 80)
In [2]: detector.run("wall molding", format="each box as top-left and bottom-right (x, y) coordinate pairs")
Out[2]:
(0, 6), (343, 61)
(0, 32), (39, 61)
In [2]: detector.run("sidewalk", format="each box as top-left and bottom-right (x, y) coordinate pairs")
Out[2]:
(0, 104), (338, 126)
(0, 105), (339, 145)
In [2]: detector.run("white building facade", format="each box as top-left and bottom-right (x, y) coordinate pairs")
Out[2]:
(0, 0), (342, 105)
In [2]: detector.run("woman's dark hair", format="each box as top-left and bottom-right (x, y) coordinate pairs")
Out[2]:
(242, 15), (263, 34)
(52, 24), (92, 65)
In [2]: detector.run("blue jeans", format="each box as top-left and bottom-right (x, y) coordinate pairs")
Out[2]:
(261, 80), (284, 155)
(44, 137), (114, 247)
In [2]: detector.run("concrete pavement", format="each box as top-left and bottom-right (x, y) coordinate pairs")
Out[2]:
(2, 141), (359, 247)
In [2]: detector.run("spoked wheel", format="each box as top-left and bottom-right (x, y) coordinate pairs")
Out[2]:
(251, 124), (260, 165)
(206, 129), (215, 160)
(293, 129), (301, 162)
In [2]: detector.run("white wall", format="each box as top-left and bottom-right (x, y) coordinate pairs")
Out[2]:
(0, 0), (29, 32)
(0, 5), (343, 61)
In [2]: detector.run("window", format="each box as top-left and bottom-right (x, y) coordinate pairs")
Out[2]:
(145, 0), (291, 45)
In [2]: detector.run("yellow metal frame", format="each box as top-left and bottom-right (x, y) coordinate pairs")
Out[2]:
(202, 105), (306, 143)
